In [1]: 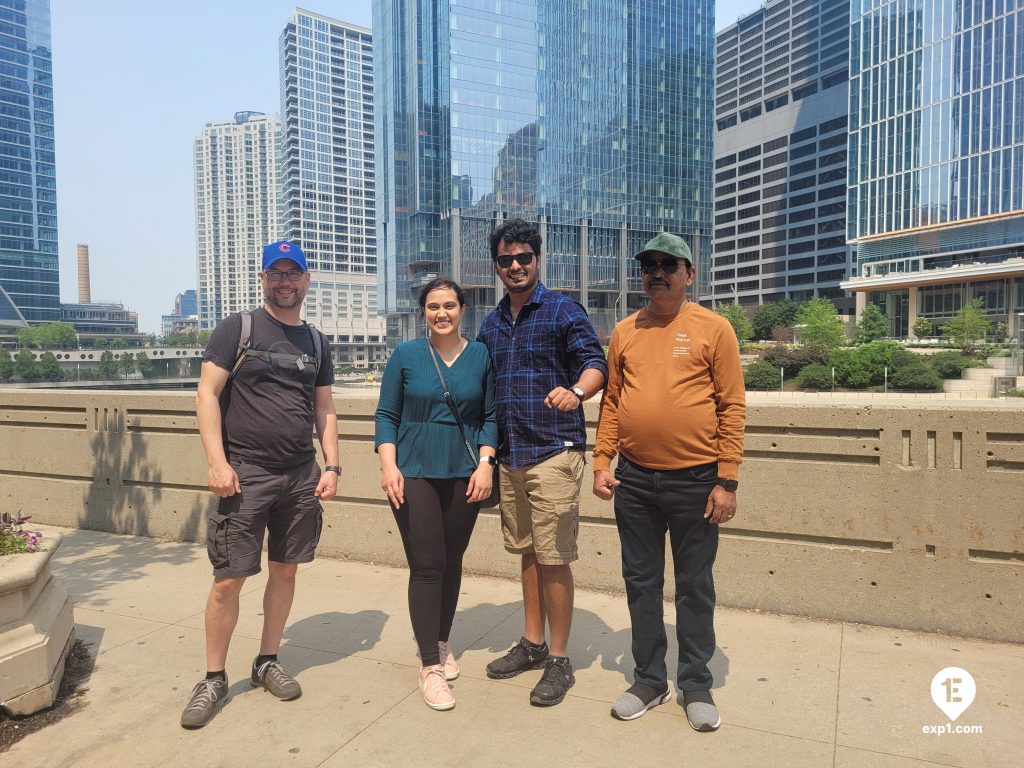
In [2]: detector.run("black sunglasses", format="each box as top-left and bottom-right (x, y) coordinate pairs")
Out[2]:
(495, 252), (536, 269)
(638, 257), (684, 275)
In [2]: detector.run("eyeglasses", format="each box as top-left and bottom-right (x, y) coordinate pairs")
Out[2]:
(638, 257), (683, 275)
(264, 269), (305, 282)
(495, 252), (536, 269)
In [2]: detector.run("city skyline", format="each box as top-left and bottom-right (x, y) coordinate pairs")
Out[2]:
(50, 0), (753, 334)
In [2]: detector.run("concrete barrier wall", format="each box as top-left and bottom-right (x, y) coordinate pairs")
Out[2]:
(1, 388), (1021, 642)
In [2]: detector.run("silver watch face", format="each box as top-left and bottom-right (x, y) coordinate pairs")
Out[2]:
(571, 386), (585, 399)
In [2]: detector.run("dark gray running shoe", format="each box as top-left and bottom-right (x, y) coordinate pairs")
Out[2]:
(529, 656), (574, 706)
(180, 677), (228, 729)
(251, 658), (302, 700)
(486, 637), (549, 679)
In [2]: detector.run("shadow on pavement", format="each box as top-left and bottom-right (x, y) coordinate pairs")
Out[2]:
(52, 528), (202, 609)
(284, 609), (390, 667)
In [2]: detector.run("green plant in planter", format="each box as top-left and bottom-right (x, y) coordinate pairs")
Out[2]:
(0, 511), (43, 555)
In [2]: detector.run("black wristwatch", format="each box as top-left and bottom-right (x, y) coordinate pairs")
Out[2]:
(715, 477), (738, 492)
(570, 385), (585, 401)
(479, 455), (497, 466)
(324, 465), (341, 475)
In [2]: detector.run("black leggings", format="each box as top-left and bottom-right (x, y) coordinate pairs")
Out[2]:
(391, 477), (480, 666)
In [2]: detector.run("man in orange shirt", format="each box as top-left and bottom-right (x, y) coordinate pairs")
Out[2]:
(593, 232), (745, 730)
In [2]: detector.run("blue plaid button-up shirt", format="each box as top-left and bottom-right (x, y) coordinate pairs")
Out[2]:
(477, 283), (608, 469)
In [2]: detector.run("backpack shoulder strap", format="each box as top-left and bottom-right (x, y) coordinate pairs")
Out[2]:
(305, 321), (323, 380)
(228, 310), (254, 381)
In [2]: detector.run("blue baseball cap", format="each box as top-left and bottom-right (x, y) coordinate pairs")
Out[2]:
(262, 241), (307, 271)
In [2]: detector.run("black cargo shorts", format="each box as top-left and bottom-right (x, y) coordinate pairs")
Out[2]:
(206, 457), (323, 579)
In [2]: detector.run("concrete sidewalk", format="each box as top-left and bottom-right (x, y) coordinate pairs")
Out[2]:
(6, 527), (1022, 768)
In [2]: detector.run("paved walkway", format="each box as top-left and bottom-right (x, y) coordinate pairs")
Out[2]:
(8, 527), (1022, 767)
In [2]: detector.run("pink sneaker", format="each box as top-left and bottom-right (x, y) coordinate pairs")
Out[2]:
(419, 664), (455, 711)
(438, 641), (460, 681)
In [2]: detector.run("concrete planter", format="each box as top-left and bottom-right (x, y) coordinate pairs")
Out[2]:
(0, 532), (75, 716)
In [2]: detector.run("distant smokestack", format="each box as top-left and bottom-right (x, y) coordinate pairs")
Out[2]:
(77, 244), (91, 304)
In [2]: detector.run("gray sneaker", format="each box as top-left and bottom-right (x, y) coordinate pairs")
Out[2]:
(611, 682), (671, 721)
(683, 690), (721, 731)
(180, 677), (229, 729)
(251, 658), (302, 700)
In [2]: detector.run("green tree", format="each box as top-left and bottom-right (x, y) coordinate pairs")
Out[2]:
(890, 355), (943, 391)
(117, 351), (136, 380)
(744, 361), (782, 390)
(714, 302), (753, 343)
(38, 351), (62, 381)
(16, 326), (37, 348)
(795, 298), (847, 349)
(134, 351), (154, 378)
(14, 348), (39, 381)
(0, 349), (13, 382)
(928, 351), (984, 379)
(97, 350), (118, 379)
(111, 336), (127, 349)
(198, 330), (212, 346)
(93, 337), (109, 349)
(796, 363), (834, 390)
(37, 322), (77, 349)
(752, 299), (801, 341)
(853, 304), (889, 344)
(829, 340), (901, 388)
(940, 299), (991, 351)
(911, 316), (934, 339)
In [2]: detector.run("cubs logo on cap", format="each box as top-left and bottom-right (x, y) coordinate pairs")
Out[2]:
(262, 241), (308, 272)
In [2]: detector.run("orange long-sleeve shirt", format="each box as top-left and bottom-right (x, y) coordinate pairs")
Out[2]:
(593, 302), (746, 479)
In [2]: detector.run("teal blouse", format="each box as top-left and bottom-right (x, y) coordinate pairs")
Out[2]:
(374, 338), (498, 478)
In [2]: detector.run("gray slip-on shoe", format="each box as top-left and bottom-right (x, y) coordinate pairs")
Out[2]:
(611, 683), (672, 721)
(683, 689), (721, 732)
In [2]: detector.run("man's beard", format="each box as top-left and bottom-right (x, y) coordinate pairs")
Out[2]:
(264, 284), (304, 309)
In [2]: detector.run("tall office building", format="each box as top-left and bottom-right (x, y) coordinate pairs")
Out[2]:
(175, 289), (197, 317)
(193, 111), (281, 330)
(280, 9), (385, 368)
(374, 0), (714, 342)
(707, 0), (854, 315)
(0, 0), (58, 327)
(842, 1), (1024, 338)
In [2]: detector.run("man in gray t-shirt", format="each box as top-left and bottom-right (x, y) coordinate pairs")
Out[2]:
(180, 241), (339, 729)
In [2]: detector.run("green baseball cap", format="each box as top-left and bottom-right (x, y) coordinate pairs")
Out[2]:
(634, 232), (693, 267)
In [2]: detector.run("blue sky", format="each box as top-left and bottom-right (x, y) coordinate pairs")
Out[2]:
(51, 0), (758, 333)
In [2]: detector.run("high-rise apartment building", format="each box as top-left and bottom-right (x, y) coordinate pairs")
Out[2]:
(374, 0), (714, 342)
(0, 0), (58, 327)
(279, 9), (385, 368)
(842, 1), (1024, 339)
(707, 0), (854, 315)
(193, 111), (281, 330)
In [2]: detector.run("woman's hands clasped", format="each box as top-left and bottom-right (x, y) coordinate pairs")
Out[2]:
(465, 463), (493, 503)
(380, 465), (405, 508)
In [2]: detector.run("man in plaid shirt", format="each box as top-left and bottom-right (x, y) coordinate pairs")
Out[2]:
(477, 218), (607, 707)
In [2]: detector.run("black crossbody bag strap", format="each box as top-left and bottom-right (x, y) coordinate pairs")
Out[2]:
(428, 343), (478, 467)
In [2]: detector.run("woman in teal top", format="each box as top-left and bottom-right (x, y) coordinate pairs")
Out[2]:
(374, 277), (497, 712)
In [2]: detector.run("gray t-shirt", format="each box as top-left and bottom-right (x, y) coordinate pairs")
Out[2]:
(203, 308), (334, 469)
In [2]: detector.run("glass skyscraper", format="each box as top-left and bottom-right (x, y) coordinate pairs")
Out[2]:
(709, 0), (855, 316)
(374, 0), (714, 342)
(843, 0), (1024, 338)
(0, 0), (58, 327)
(280, 10), (386, 369)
